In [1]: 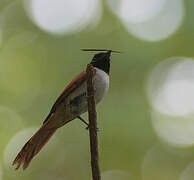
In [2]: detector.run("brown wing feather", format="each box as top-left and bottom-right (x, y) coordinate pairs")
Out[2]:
(43, 71), (87, 124)
(13, 71), (90, 170)
(52, 70), (87, 111)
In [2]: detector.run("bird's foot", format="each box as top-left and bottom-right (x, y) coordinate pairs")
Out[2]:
(85, 125), (100, 132)
(77, 116), (99, 132)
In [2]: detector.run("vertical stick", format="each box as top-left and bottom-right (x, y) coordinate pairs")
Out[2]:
(86, 64), (101, 180)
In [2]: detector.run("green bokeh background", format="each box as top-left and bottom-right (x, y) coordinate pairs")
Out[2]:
(0, 0), (194, 180)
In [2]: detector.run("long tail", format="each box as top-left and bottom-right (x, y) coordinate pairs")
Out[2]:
(12, 124), (56, 170)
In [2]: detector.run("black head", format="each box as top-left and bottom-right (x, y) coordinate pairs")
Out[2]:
(82, 49), (122, 74)
(90, 51), (111, 74)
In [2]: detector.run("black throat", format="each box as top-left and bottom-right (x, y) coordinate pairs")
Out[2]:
(90, 52), (110, 74)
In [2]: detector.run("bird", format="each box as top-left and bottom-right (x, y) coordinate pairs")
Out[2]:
(12, 49), (120, 170)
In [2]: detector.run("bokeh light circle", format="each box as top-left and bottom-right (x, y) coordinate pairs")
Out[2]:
(107, 0), (167, 23)
(107, 0), (184, 41)
(161, 80), (194, 115)
(4, 128), (38, 169)
(152, 111), (194, 147)
(0, 106), (24, 153)
(142, 144), (182, 180)
(147, 57), (194, 116)
(147, 57), (194, 147)
(180, 162), (194, 180)
(101, 170), (132, 180)
(24, 0), (102, 35)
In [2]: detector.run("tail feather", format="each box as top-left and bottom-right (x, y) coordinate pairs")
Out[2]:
(13, 125), (56, 170)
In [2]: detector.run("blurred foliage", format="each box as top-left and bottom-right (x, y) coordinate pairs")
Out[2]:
(0, 0), (194, 180)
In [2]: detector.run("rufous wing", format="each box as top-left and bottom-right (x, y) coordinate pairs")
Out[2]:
(43, 71), (87, 124)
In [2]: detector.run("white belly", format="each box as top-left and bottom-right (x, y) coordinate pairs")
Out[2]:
(68, 68), (109, 116)
(93, 68), (109, 103)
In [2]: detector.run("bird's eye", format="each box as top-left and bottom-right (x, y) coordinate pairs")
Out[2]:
(93, 57), (97, 62)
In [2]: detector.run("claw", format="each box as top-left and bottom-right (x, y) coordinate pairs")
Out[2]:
(86, 125), (99, 132)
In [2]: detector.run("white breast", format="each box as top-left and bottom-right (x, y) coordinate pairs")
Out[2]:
(66, 67), (109, 117)
(94, 68), (109, 104)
